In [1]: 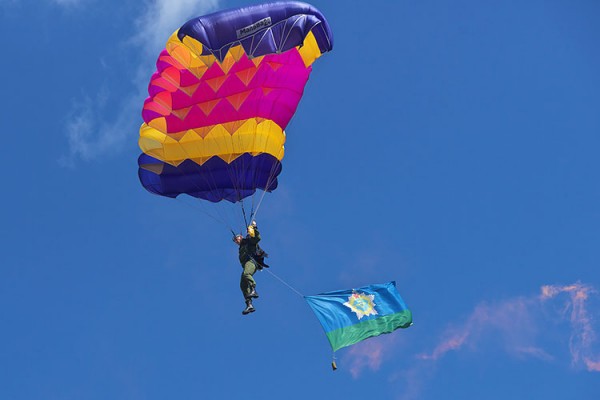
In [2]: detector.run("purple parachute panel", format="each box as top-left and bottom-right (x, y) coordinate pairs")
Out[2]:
(138, 154), (282, 203)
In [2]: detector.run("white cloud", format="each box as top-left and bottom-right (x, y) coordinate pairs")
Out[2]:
(131, 0), (221, 55)
(52, 0), (84, 6)
(60, 85), (139, 166)
(62, 0), (221, 164)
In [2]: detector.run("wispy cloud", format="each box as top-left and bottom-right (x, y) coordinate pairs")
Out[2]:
(52, 0), (85, 7)
(131, 0), (220, 55)
(512, 345), (554, 361)
(586, 359), (600, 371)
(62, 0), (221, 165)
(339, 282), (599, 387)
(386, 283), (600, 400)
(540, 282), (600, 372)
(344, 334), (399, 378)
(0, 0), (19, 7)
(418, 283), (600, 370)
(418, 296), (545, 361)
(60, 85), (140, 166)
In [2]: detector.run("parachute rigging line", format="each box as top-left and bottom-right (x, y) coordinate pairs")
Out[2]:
(263, 268), (304, 298)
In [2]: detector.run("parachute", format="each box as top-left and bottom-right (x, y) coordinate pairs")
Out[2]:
(137, 2), (333, 219)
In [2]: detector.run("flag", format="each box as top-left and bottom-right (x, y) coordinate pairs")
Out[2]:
(305, 281), (412, 352)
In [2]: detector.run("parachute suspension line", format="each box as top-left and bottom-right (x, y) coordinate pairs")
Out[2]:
(250, 200), (256, 225)
(240, 199), (249, 228)
(175, 196), (234, 233)
(263, 268), (304, 298)
(248, 122), (259, 220)
(251, 150), (281, 221)
(173, 165), (236, 231)
(163, 142), (239, 230)
(252, 187), (268, 221)
(230, 124), (253, 229)
(208, 134), (246, 228)
(248, 161), (258, 222)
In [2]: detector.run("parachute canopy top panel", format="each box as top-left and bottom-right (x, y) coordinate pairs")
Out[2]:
(178, 1), (333, 60)
(138, 2), (333, 203)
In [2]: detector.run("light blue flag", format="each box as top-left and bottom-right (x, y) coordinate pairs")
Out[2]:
(305, 281), (412, 352)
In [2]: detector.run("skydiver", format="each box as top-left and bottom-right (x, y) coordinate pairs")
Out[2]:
(233, 220), (269, 315)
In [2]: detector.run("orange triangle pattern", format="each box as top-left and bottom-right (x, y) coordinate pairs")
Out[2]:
(192, 126), (213, 139)
(225, 91), (252, 111)
(219, 57), (236, 74)
(221, 121), (247, 135)
(188, 64), (209, 79)
(171, 107), (192, 120)
(204, 75), (228, 93)
(165, 131), (187, 141)
(197, 99), (221, 116)
(179, 83), (200, 97)
(235, 68), (259, 86)
(266, 61), (283, 71)
(251, 56), (265, 68)
(229, 46), (246, 62)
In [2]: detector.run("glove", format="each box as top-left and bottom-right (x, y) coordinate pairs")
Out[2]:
(250, 220), (257, 228)
(247, 225), (255, 237)
(255, 260), (269, 270)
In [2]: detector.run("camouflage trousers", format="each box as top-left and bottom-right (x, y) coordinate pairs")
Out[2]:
(240, 259), (257, 298)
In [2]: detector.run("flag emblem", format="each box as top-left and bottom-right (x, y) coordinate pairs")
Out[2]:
(343, 292), (378, 320)
(305, 282), (412, 352)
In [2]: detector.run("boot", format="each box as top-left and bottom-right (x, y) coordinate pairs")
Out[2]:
(246, 285), (259, 299)
(242, 299), (255, 315)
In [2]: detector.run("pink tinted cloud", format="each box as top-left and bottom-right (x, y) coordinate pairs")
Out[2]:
(418, 296), (539, 361)
(391, 283), (598, 400)
(418, 282), (599, 372)
(513, 346), (554, 361)
(540, 283), (600, 372)
(418, 330), (469, 361)
(585, 359), (600, 371)
(344, 334), (398, 378)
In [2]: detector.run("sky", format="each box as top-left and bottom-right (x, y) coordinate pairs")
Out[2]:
(1, 0), (600, 399)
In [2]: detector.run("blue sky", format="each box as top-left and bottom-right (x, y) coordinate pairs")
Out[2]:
(2, 0), (600, 399)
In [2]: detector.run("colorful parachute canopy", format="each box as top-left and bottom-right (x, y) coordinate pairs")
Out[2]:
(138, 2), (333, 203)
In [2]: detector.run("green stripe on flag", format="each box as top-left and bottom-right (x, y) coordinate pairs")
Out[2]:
(325, 310), (412, 352)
